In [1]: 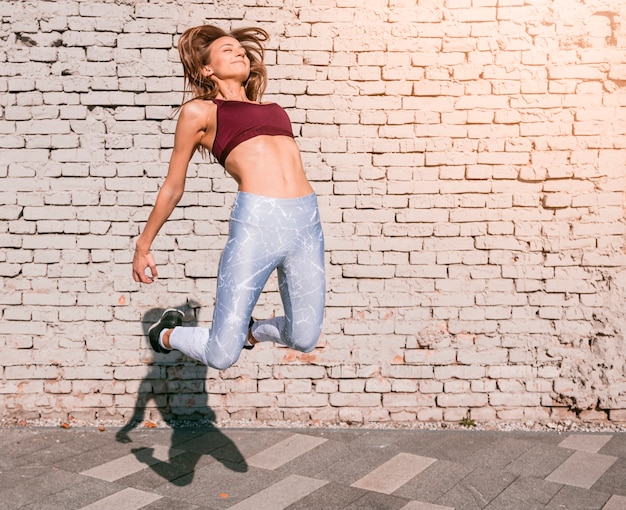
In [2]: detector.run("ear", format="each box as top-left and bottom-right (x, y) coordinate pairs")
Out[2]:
(201, 66), (212, 77)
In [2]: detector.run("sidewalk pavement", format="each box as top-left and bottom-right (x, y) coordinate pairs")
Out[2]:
(1, 425), (625, 510)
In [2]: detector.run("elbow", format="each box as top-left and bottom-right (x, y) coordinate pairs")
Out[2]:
(160, 182), (185, 205)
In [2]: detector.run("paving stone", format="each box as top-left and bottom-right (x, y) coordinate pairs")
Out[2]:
(142, 498), (203, 510)
(418, 431), (502, 464)
(543, 485), (611, 510)
(590, 457), (626, 497)
(482, 476), (562, 510)
(315, 441), (401, 486)
(394, 459), (473, 503)
(504, 444), (572, 478)
(558, 434), (613, 453)
(114, 450), (215, 490)
(17, 477), (120, 510)
(400, 502), (455, 510)
(210, 430), (293, 465)
(546, 450), (617, 489)
(602, 494), (626, 510)
(276, 438), (353, 478)
(598, 436), (626, 459)
(247, 433), (327, 470)
(0, 464), (49, 492)
(226, 474), (328, 510)
(79, 487), (162, 510)
(81, 444), (185, 482)
(464, 437), (537, 470)
(436, 467), (518, 510)
(348, 429), (429, 451)
(341, 490), (411, 510)
(0, 469), (85, 510)
(385, 431), (453, 457)
(284, 481), (367, 510)
(351, 453), (437, 494)
(157, 461), (282, 508)
(3, 427), (626, 510)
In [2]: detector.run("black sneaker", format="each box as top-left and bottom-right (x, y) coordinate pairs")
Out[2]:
(148, 308), (184, 354)
(243, 318), (255, 350)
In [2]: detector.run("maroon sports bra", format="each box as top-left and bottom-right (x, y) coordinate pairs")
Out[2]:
(211, 99), (294, 166)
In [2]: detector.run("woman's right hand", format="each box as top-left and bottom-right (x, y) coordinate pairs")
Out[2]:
(132, 248), (158, 284)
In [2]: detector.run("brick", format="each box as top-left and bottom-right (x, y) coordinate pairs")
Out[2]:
(1, 1), (625, 427)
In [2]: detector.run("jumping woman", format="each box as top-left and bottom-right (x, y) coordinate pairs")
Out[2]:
(132, 25), (325, 369)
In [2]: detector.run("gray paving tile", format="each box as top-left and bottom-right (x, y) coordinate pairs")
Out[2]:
(349, 429), (432, 451)
(79, 486), (162, 510)
(590, 457), (626, 496)
(420, 431), (502, 464)
(464, 437), (537, 470)
(544, 485), (611, 510)
(0, 469), (86, 510)
(483, 476), (562, 510)
(284, 482), (366, 510)
(342, 490), (411, 510)
(12, 432), (113, 468)
(17, 477), (121, 510)
(299, 427), (371, 444)
(0, 464), (49, 492)
(114, 450), (216, 490)
(226, 474), (328, 510)
(141, 497), (203, 510)
(598, 435), (626, 459)
(247, 433), (327, 470)
(436, 467), (518, 510)
(351, 453), (436, 494)
(394, 459), (473, 503)
(493, 431), (565, 446)
(602, 494), (626, 510)
(504, 444), (573, 478)
(382, 430), (447, 458)
(276, 438), (353, 478)
(400, 502), (455, 510)
(558, 434), (613, 453)
(81, 444), (185, 482)
(0, 429), (78, 468)
(173, 428), (242, 454)
(2, 426), (626, 510)
(546, 450), (617, 489)
(210, 429), (293, 465)
(314, 441), (401, 486)
(158, 462), (282, 509)
(56, 432), (169, 473)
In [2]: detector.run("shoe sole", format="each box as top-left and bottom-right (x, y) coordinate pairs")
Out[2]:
(148, 308), (184, 353)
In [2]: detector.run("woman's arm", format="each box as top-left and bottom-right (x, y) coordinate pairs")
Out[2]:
(132, 102), (209, 283)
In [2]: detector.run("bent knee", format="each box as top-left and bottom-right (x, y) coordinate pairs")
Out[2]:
(299, 340), (318, 353)
(209, 358), (237, 370)
(290, 328), (321, 353)
(205, 351), (239, 370)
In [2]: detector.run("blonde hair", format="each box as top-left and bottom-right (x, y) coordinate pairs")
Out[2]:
(177, 25), (269, 103)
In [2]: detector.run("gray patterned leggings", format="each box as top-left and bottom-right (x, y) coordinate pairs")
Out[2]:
(169, 192), (325, 369)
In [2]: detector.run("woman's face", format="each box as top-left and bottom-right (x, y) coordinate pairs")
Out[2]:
(206, 36), (250, 82)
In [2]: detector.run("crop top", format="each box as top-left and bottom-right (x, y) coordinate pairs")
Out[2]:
(211, 99), (294, 166)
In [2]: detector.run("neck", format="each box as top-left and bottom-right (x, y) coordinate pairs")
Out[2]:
(214, 81), (249, 102)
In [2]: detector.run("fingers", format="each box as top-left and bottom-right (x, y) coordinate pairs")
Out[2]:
(146, 253), (158, 282)
(132, 251), (158, 284)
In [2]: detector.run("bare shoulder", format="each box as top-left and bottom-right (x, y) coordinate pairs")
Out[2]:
(178, 99), (217, 131)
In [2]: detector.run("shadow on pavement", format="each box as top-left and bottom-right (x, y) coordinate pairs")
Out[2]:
(115, 299), (248, 485)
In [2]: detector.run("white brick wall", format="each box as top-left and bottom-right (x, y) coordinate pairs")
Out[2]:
(1, 0), (625, 427)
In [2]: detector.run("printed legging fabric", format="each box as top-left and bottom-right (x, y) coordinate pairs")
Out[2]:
(169, 192), (325, 369)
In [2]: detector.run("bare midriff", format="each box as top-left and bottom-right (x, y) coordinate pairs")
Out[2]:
(209, 134), (313, 199)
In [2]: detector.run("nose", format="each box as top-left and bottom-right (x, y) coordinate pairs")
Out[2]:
(236, 46), (246, 57)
